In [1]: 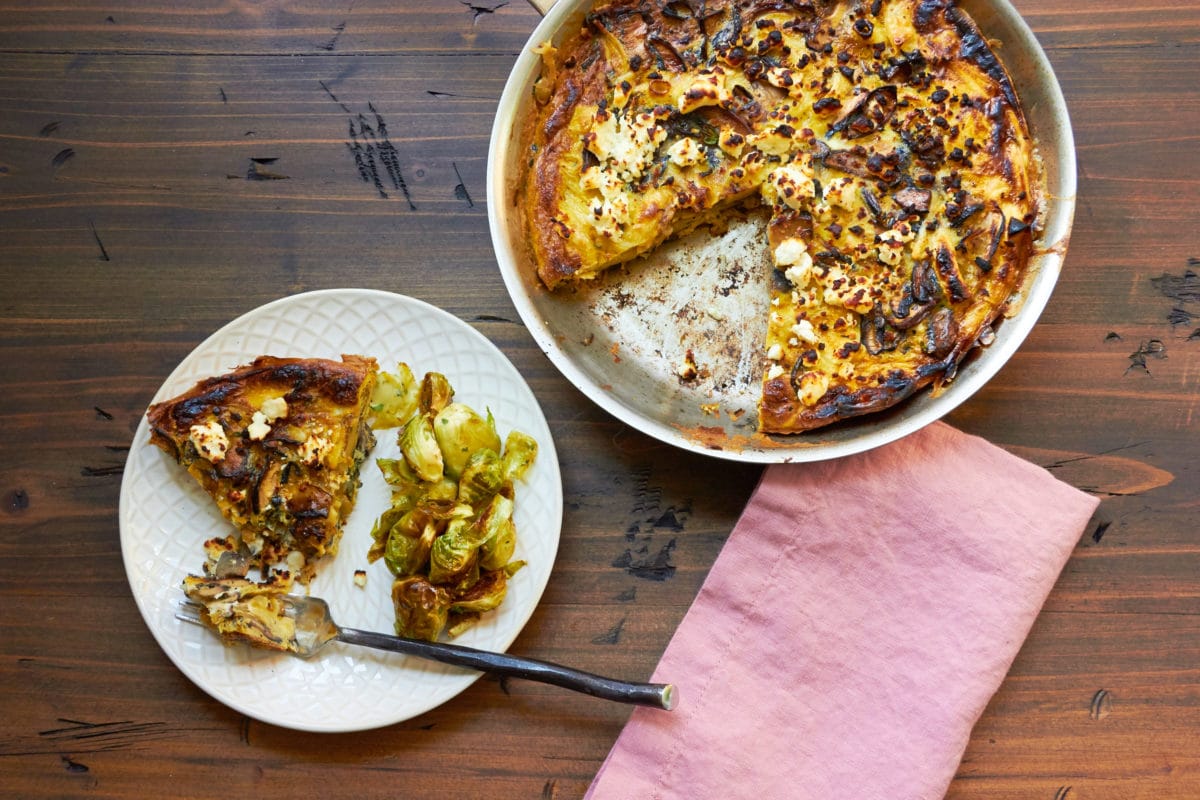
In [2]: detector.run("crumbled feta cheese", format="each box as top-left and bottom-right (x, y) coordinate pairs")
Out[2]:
(822, 267), (875, 314)
(785, 258), (814, 285)
(766, 364), (786, 380)
(584, 109), (666, 182)
(247, 411), (272, 441)
(796, 371), (830, 406)
(678, 67), (731, 114)
(285, 551), (306, 576)
(353, 570), (368, 588)
(791, 319), (819, 344)
(775, 239), (814, 287)
(299, 430), (333, 466)
(260, 396), (288, 421)
(876, 226), (914, 265)
(581, 164), (633, 237)
(189, 421), (229, 463)
(763, 160), (815, 211)
(667, 136), (706, 168)
(246, 396), (288, 441)
(719, 130), (746, 158)
(580, 164), (620, 194)
(594, 194), (631, 238)
(766, 67), (797, 90)
(774, 237), (807, 265)
(818, 177), (856, 212)
(747, 126), (795, 157)
(766, 343), (783, 361)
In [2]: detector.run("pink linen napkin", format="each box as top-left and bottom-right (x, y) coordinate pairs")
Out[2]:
(585, 422), (1100, 800)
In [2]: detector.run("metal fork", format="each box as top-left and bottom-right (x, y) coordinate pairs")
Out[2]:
(177, 596), (676, 710)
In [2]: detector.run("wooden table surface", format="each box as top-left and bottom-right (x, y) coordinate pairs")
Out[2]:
(2, 0), (1198, 797)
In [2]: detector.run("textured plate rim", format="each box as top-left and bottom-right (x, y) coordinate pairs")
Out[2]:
(119, 288), (563, 732)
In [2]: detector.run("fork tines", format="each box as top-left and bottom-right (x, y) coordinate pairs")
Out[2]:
(174, 600), (207, 628)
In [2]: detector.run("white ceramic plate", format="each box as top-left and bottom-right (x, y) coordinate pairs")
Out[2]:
(119, 289), (562, 732)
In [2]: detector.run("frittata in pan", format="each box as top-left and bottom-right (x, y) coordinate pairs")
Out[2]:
(521, 0), (1039, 433)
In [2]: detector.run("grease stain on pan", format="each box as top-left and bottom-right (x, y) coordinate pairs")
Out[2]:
(572, 212), (773, 429)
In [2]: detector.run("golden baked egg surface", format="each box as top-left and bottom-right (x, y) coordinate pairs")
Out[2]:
(520, 0), (1041, 434)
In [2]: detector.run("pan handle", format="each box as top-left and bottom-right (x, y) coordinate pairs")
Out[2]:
(526, 0), (558, 15)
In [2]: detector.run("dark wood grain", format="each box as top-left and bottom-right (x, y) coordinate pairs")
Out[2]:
(2, 0), (1199, 797)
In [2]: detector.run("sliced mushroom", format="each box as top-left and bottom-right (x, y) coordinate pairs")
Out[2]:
(727, 84), (767, 126)
(646, 33), (688, 71)
(893, 186), (931, 215)
(947, 201), (984, 228)
(860, 185), (885, 222)
(661, 0), (694, 20)
(880, 49), (928, 83)
(821, 147), (903, 185)
(860, 304), (902, 355)
(695, 104), (755, 135)
(974, 210), (1005, 272)
(924, 307), (959, 358)
(888, 292), (934, 329)
(888, 259), (941, 329)
(911, 257), (941, 304)
(934, 243), (969, 303)
(253, 459), (283, 516)
(829, 90), (869, 126)
(709, 4), (743, 52)
(1008, 216), (1032, 236)
(823, 147), (870, 176)
(830, 85), (897, 140)
(914, 0), (952, 31)
(212, 549), (250, 579)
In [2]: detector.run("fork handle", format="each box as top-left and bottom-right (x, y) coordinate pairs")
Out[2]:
(337, 627), (676, 710)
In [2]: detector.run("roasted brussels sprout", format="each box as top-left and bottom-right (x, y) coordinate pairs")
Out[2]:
(367, 503), (408, 563)
(433, 402), (502, 479)
(384, 520), (437, 577)
(419, 372), (454, 416)
(472, 493), (514, 547)
(428, 519), (481, 586)
(370, 363), (420, 429)
(480, 518), (516, 571)
(392, 576), (451, 642)
(367, 362), (538, 641)
(445, 613), (481, 639)
(450, 569), (508, 614)
(421, 477), (461, 504)
(399, 414), (444, 482)
(376, 456), (421, 491)
(457, 448), (504, 507)
(394, 498), (470, 541)
(501, 430), (539, 482)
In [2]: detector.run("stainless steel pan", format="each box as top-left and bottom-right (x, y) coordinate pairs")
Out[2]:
(487, 0), (1075, 463)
